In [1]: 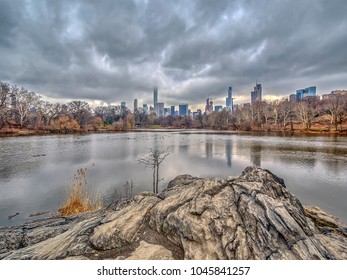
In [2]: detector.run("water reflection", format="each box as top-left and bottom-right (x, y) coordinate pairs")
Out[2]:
(0, 131), (347, 227)
(225, 139), (232, 168)
(250, 144), (262, 167)
(205, 142), (213, 158)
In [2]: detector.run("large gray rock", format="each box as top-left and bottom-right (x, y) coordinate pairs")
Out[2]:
(0, 166), (346, 260)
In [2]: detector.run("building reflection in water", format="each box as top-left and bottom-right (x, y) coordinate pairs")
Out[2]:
(250, 144), (262, 167)
(205, 142), (213, 158)
(225, 139), (232, 168)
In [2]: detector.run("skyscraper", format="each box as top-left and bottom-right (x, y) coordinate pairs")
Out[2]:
(153, 87), (158, 115)
(153, 87), (158, 106)
(133, 99), (138, 112)
(179, 104), (188, 116)
(251, 83), (262, 104)
(170, 105), (175, 116)
(205, 98), (213, 114)
(157, 102), (164, 117)
(143, 104), (148, 114)
(296, 86), (316, 101)
(121, 102), (126, 115)
(226, 86), (233, 111)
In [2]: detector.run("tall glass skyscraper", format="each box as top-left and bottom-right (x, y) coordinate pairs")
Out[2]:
(170, 105), (175, 116)
(296, 86), (316, 101)
(153, 87), (158, 106)
(153, 87), (158, 115)
(226, 86), (233, 111)
(179, 104), (188, 116)
(251, 83), (262, 104)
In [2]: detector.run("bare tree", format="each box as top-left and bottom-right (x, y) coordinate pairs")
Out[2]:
(0, 82), (11, 128)
(68, 100), (93, 127)
(137, 147), (170, 194)
(324, 94), (347, 130)
(14, 87), (41, 128)
(39, 101), (62, 126)
(278, 100), (295, 131)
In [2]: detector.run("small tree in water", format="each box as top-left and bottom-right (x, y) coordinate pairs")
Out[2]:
(138, 147), (170, 194)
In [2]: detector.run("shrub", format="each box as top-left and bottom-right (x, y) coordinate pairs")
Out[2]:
(58, 168), (103, 216)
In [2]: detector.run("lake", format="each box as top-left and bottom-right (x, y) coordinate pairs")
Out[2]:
(0, 130), (346, 227)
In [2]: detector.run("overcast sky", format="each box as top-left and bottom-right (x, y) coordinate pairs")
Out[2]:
(1, 0), (346, 109)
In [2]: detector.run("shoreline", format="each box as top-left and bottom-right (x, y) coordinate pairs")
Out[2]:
(1, 127), (347, 138)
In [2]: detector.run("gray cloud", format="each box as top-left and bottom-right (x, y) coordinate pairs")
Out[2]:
(0, 0), (346, 108)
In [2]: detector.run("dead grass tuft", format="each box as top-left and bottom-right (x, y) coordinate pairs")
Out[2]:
(58, 168), (103, 216)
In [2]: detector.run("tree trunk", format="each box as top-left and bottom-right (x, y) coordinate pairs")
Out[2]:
(152, 167), (156, 193)
(156, 164), (159, 194)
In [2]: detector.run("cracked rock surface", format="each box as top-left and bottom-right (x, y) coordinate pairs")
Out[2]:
(1, 166), (346, 260)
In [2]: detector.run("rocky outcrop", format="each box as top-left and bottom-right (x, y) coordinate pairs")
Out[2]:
(0, 166), (346, 260)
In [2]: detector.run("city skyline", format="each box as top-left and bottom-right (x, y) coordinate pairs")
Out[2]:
(0, 1), (346, 110)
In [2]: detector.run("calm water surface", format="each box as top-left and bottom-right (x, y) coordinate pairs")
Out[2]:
(0, 130), (346, 227)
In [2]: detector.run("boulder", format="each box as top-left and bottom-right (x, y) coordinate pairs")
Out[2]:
(0, 166), (346, 260)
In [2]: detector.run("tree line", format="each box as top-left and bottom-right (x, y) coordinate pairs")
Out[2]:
(1, 81), (346, 134)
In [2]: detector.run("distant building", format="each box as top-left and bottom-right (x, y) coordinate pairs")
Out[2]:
(251, 83), (262, 104)
(214, 105), (223, 112)
(164, 108), (170, 117)
(226, 86), (233, 111)
(289, 94), (297, 102)
(153, 87), (158, 115)
(296, 86), (316, 101)
(157, 102), (164, 117)
(133, 99), (138, 112)
(331, 90), (347, 95)
(232, 104), (239, 111)
(323, 90), (347, 99)
(153, 87), (158, 106)
(197, 109), (202, 115)
(143, 104), (148, 114)
(170, 105), (175, 116)
(121, 102), (126, 115)
(205, 98), (213, 114)
(179, 104), (188, 116)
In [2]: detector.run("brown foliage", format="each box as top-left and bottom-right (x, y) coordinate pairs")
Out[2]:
(58, 168), (103, 216)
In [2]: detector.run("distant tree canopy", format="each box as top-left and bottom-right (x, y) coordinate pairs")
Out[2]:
(1, 80), (346, 133)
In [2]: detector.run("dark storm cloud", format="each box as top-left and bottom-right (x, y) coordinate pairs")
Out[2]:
(0, 0), (346, 107)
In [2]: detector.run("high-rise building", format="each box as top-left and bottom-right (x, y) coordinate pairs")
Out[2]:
(251, 83), (262, 104)
(153, 87), (158, 115)
(205, 98), (213, 113)
(153, 87), (158, 106)
(179, 104), (188, 116)
(157, 102), (164, 117)
(164, 108), (170, 117)
(133, 99), (138, 112)
(226, 86), (233, 111)
(143, 104), (148, 114)
(121, 102), (126, 115)
(170, 105), (175, 116)
(296, 86), (316, 101)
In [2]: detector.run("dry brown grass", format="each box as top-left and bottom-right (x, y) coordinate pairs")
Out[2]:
(58, 168), (103, 216)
